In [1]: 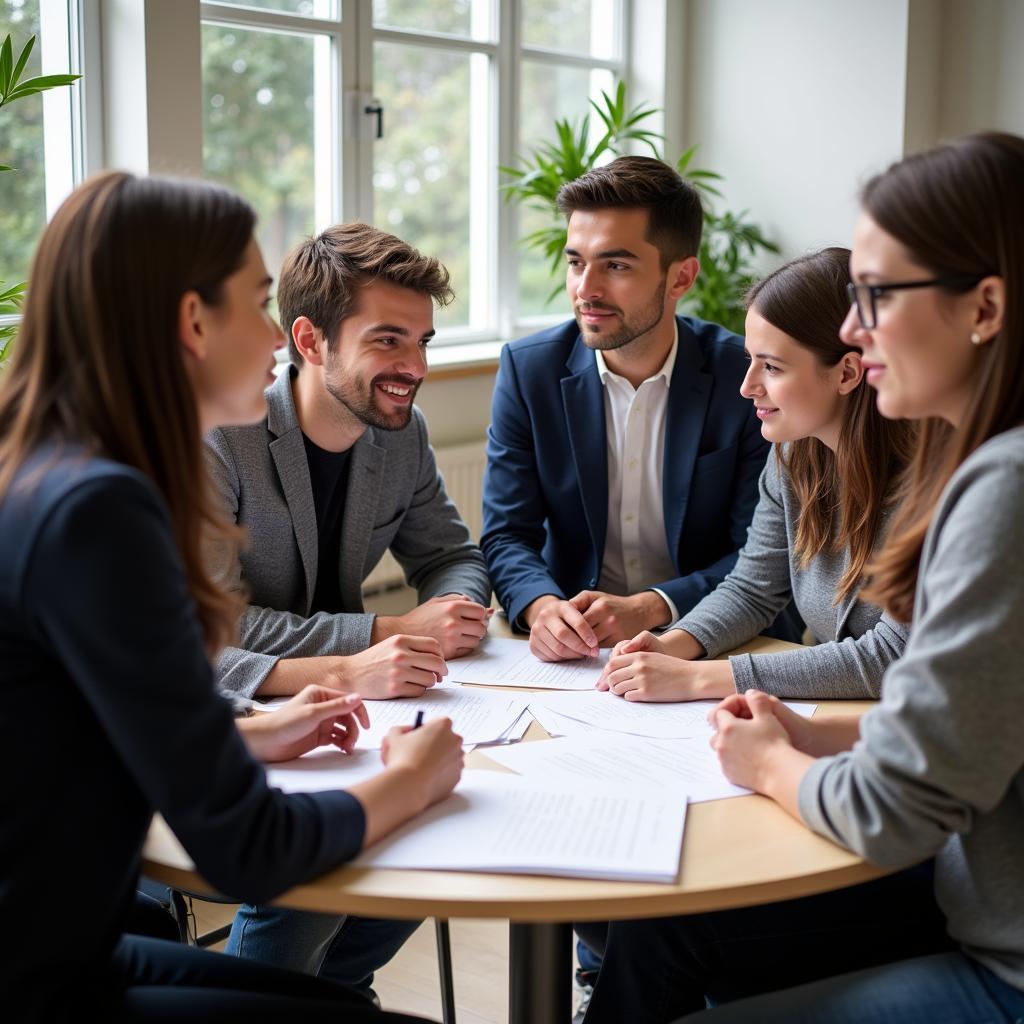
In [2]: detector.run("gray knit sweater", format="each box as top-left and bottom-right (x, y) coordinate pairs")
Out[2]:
(673, 450), (908, 698)
(798, 426), (1024, 991)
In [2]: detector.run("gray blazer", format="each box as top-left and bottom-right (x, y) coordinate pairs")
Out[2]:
(206, 368), (491, 697)
(674, 448), (908, 698)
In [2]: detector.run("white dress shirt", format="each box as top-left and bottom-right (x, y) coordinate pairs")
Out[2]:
(594, 326), (680, 623)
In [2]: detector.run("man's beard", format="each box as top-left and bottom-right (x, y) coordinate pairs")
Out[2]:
(575, 276), (667, 351)
(324, 368), (421, 431)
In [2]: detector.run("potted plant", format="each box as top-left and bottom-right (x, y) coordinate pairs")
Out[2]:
(501, 82), (778, 334)
(0, 32), (80, 362)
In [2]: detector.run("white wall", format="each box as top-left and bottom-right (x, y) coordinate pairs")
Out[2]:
(677, 0), (1024, 266)
(681, 0), (912, 260)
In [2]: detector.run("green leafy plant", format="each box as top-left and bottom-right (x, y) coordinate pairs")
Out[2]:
(0, 33), (80, 362)
(501, 82), (778, 334)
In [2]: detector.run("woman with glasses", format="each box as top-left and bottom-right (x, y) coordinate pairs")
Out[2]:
(685, 129), (1024, 1024)
(0, 172), (463, 1022)
(594, 247), (915, 705)
(581, 131), (1024, 1024)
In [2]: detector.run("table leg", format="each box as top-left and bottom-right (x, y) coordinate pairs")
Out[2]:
(508, 921), (572, 1024)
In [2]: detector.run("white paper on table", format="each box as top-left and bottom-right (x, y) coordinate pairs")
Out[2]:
(528, 691), (815, 739)
(247, 677), (463, 714)
(357, 687), (528, 749)
(481, 733), (751, 803)
(266, 747), (386, 793)
(448, 636), (608, 690)
(354, 770), (688, 882)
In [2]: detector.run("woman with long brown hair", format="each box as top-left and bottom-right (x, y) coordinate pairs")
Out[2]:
(596, 247), (915, 703)
(0, 171), (461, 1022)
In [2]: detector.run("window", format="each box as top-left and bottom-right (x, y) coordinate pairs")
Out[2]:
(0, 0), (91, 336)
(199, 0), (627, 345)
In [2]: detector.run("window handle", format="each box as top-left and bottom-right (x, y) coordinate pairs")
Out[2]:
(364, 101), (383, 139)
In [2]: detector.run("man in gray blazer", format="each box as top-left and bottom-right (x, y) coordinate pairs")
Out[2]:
(207, 223), (492, 702)
(204, 223), (491, 993)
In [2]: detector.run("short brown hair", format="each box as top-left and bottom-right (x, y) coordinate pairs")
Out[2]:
(279, 222), (454, 366)
(556, 156), (703, 267)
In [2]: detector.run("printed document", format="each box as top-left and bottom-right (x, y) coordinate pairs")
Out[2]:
(448, 636), (608, 690)
(353, 770), (687, 882)
(356, 687), (529, 749)
(528, 690), (815, 739)
(482, 733), (751, 803)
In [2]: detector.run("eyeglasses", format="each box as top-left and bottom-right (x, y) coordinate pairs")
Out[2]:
(846, 276), (984, 330)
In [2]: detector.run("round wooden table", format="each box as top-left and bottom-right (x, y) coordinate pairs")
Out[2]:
(143, 631), (880, 1023)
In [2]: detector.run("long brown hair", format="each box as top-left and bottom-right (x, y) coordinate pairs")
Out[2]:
(747, 248), (917, 604)
(859, 132), (1024, 623)
(0, 171), (252, 654)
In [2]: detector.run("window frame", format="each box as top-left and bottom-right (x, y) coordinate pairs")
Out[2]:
(198, 0), (629, 348)
(0, 0), (99, 340)
(2, 1), (636, 353)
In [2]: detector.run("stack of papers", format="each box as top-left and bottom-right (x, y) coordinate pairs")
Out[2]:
(353, 770), (688, 882)
(448, 636), (607, 690)
(528, 690), (815, 739)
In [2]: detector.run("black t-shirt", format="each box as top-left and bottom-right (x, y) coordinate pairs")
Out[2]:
(302, 433), (353, 614)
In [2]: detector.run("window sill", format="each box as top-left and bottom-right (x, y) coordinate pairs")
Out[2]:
(426, 339), (504, 380)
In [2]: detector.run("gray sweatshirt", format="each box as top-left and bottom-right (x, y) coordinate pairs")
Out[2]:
(798, 426), (1024, 991)
(674, 450), (908, 698)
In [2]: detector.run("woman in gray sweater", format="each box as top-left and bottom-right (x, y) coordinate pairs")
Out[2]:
(582, 132), (1024, 1024)
(598, 248), (915, 702)
(691, 132), (1024, 1022)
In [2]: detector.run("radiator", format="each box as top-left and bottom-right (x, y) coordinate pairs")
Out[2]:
(361, 439), (488, 594)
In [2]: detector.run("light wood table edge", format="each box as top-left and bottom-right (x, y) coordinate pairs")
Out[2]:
(142, 636), (881, 924)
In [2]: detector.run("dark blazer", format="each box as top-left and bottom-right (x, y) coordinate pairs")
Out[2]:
(481, 315), (773, 627)
(0, 450), (364, 1018)
(205, 367), (491, 697)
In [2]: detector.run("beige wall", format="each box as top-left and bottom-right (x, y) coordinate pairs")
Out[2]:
(415, 370), (497, 449)
(937, 0), (1024, 140)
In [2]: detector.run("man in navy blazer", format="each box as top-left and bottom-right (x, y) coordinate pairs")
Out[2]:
(483, 156), (789, 661)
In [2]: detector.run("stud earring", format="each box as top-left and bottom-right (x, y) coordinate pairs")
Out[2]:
(970, 331), (983, 345)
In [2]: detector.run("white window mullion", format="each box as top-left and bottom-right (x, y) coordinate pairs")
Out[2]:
(39, 0), (77, 219)
(313, 32), (337, 231)
(496, 0), (520, 337)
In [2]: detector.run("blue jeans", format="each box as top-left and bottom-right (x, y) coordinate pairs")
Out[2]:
(577, 863), (954, 1024)
(686, 951), (1024, 1023)
(226, 904), (421, 992)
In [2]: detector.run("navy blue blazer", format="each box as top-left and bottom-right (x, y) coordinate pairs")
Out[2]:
(481, 315), (771, 627)
(0, 450), (365, 1015)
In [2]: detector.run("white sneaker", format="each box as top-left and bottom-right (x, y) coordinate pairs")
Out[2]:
(572, 976), (593, 1024)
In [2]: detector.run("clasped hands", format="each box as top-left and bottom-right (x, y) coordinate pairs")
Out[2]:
(525, 590), (672, 662)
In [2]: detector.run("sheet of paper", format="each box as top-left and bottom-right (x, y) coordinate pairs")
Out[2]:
(448, 636), (608, 690)
(354, 770), (687, 882)
(247, 677), (464, 714)
(528, 691), (815, 739)
(482, 733), (751, 803)
(356, 687), (529, 749)
(266, 747), (387, 793)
